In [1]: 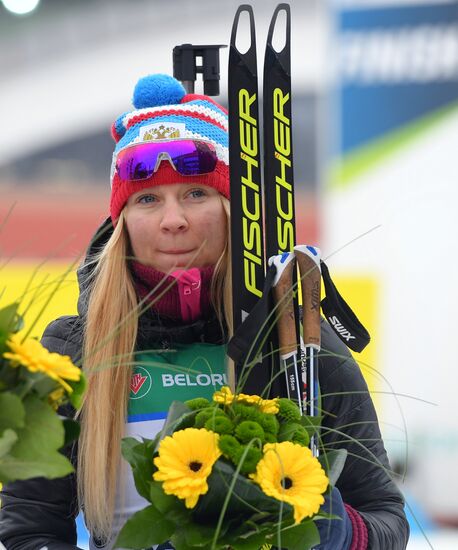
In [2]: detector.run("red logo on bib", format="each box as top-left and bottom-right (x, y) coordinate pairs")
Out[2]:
(131, 373), (147, 395)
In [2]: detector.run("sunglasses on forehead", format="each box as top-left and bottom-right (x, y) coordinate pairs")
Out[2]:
(113, 140), (218, 182)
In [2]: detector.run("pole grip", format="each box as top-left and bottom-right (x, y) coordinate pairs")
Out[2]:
(269, 253), (297, 357)
(294, 245), (321, 350)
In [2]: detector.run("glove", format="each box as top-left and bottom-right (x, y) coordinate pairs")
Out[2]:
(314, 487), (353, 550)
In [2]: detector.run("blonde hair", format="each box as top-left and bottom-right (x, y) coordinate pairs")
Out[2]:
(78, 197), (232, 540)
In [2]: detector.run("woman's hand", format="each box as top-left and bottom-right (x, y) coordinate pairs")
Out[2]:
(314, 487), (353, 550)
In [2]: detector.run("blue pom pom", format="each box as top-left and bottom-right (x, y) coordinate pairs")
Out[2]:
(132, 74), (186, 109)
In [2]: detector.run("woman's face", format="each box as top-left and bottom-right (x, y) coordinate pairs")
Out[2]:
(124, 183), (227, 273)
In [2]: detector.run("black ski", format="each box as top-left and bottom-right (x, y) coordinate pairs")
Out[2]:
(262, 4), (308, 412)
(263, 4), (296, 260)
(229, 5), (273, 394)
(229, 3), (302, 402)
(228, 5), (264, 332)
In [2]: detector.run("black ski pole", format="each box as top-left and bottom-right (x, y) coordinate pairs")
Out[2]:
(269, 252), (304, 414)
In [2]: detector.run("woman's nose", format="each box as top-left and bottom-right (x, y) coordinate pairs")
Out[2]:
(159, 201), (188, 233)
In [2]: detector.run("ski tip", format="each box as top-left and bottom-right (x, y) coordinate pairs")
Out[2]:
(267, 3), (291, 50)
(231, 4), (255, 50)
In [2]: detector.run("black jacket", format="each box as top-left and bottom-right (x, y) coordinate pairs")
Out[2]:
(0, 221), (409, 550)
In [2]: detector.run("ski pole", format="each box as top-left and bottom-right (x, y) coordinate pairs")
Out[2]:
(294, 245), (321, 455)
(269, 252), (304, 415)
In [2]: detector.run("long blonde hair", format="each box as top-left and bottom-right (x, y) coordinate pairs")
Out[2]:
(78, 197), (232, 540)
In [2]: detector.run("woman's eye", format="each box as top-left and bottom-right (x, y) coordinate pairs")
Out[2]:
(189, 189), (206, 199)
(138, 194), (156, 204)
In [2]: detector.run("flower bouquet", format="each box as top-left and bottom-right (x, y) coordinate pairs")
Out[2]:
(116, 386), (347, 550)
(0, 302), (86, 483)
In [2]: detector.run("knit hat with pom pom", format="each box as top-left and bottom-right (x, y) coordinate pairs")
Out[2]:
(109, 74), (229, 222)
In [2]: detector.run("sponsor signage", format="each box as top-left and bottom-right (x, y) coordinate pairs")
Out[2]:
(335, 1), (458, 156)
(127, 345), (227, 422)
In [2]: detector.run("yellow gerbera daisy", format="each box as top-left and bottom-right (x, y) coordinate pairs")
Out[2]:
(153, 428), (221, 508)
(250, 441), (328, 524)
(4, 333), (81, 393)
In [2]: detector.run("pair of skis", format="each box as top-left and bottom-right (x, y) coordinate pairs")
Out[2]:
(172, 3), (370, 452)
(228, 4), (320, 437)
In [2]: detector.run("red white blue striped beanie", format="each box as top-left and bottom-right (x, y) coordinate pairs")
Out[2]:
(110, 74), (229, 222)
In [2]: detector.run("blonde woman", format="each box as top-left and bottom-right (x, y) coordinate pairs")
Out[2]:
(0, 75), (408, 550)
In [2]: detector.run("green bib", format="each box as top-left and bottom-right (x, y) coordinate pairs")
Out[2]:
(128, 343), (227, 423)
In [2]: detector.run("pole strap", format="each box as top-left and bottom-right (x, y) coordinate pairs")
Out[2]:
(320, 260), (370, 353)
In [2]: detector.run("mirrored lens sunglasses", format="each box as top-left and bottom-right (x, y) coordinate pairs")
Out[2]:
(114, 140), (218, 182)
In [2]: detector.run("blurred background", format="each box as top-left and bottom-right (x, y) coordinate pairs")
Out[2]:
(1, 0), (457, 548)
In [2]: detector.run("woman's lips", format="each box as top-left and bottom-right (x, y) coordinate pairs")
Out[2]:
(159, 249), (194, 254)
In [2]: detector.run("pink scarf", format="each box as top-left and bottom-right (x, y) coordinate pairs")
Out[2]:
(130, 261), (214, 322)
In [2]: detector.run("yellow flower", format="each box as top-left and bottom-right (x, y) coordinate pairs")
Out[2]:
(48, 386), (66, 410)
(237, 392), (262, 405)
(4, 333), (81, 393)
(153, 428), (221, 508)
(213, 386), (279, 414)
(237, 393), (279, 413)
(250, 442), (328, 524)
(213, 385), (234, 405)
(258, 398), (279, 414)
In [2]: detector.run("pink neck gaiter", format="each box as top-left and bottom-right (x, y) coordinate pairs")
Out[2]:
(170, 268), (202, 323)
(130, 261), (214, 322)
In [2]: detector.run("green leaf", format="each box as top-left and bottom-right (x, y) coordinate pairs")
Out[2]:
(114, 505), (175, 549)
(299, 415), (322, 437)
(183, 520), (218, 547)
(226, 516), (275, 537)
(278, 422), (302, 443)
(230, 530), (270, 549)
(275, 519), (320, 550)
(0, 429), (18, 458)
(171, 530), (208, 550)
(0, 394), (74, 482)
(62, 418), (81, 447)
(313, 511), (341, 521)
(149, 480), (180, 515)
(121, 437), (156, 501)
(166, 506), (190, 527)
(0, 392), (25, 432)
(0, 358), (21, 391)
(318, 449), (347, 486)
(193, 459), (292, 523)
(0, 303), (20, 341)
(68, 372), (87, 410)
(27, 373), (58, 399)
(218, 518), (277, 549)
(156, 400), (194, 450)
